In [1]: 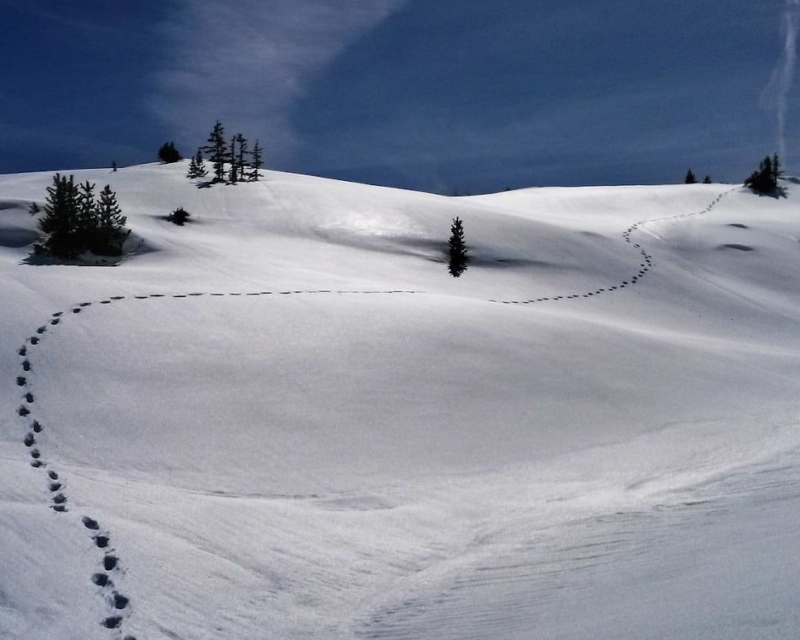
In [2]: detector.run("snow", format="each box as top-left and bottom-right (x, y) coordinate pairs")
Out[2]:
(1, 162), (800, 638)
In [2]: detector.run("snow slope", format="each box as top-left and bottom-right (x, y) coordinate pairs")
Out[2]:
(1, 163), (799, 639)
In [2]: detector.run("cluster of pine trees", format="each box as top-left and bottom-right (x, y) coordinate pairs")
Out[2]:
(186, 120), (263, 184)
(684, 169), (711, 184)
(33, 174), (129, 259)
(745, 154), (782, 194)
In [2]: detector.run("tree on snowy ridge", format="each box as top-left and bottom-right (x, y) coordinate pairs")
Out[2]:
(204, 120), (228, 183)
(158, 141), (183, 164)
(745, 154), (783, 195)
(249, 139), (263, 182)
(187, 148), (208, 180)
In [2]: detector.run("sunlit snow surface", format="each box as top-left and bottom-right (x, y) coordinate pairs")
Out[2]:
(1, 163), (799, 639)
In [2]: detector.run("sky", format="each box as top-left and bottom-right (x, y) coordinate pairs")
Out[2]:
(0, 0), (798, 194)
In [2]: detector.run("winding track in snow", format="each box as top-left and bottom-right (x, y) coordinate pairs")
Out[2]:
(12, 189), (730, 637)
(489, 187), (734, 305)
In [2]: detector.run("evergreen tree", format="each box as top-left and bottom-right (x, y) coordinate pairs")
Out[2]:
(448, 216), (469, 277)
(249, 139), (263, 182)
(203, 120), (227, 183)
(684, 169), (697, 184)
(168, 207), (191, 226)
(773, 153), (783, 182)
(92, 185), (129, 255)
(158, 141), (183, 164)
(187, 148), (208, 179)
(235, 133), (249, 182)
(228, 135), (238, 184)
(703, 175), (712, 184)
(38, 173), (81, 258)
(77, 181), (98, 242)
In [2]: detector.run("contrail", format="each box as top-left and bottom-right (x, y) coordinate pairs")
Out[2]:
(762, 0), (800, 160)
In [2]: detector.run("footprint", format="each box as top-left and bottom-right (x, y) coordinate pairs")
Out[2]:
(30, 448), (41, 459)
(112, 593), (129, 610)
(25, 392), (34, 403)
(30, 337), (39, 345)
(19, 346), (27, 357)
(82, 516), (100, 530)
(52, 312), (62, 317)
(92, 573), (110, 587)
(16, 376), (25, 386)
(73, 308), (81, 314)
(50, 318), (60, 325)
(33, 420), (43, 433)
(36, 326), (46, 334)
(104, 555), (118, 571)
(48, 470), (58, 480)
(52, 494), (67, 505)
(19, 406), (31, 417)
(31, 460), (44, 468)
(111, 296), (124, 300)
(49, 482), (62, 492)
(52, 504), (67, 513)
(79, 302), (91, 307)
(100, 300), (111, 304)
(94, 536), (110, 549)
(102, 616), (122, 629)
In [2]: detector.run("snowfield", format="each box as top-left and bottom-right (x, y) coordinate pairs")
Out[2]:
(1, 163), (799, 639)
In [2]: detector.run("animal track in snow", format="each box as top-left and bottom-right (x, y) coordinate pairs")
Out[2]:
(488, 189), (732, 305)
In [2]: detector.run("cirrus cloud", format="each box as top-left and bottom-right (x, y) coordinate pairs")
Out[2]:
(149, 0), (406, 162)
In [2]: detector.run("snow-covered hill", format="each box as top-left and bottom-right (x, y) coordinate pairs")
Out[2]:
(2, 163), (799, 639)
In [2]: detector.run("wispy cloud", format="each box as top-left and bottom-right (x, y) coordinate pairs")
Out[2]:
(149, 0), (406, 162)
(761, 0), (800, 159)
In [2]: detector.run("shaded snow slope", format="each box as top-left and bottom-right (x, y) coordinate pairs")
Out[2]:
(1, 163), (799, 639)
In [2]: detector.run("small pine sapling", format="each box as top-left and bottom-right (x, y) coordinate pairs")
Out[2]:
(168, 207), (191, 226)
(448, 216), (469, 277)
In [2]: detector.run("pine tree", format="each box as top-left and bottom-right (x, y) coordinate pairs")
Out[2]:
(203, 120), (227, 183)
(92, 185), (129, 255)
(249, 139), (263, 182)
(772, 153), (782, 183)
(39, 173), (81, 258)
(77, 181), (98, 242)
(228, 135), (238, 184)
(448, 216), (469, 277)
(158, 141), (183, 164)
(235, 133), (249, 182)
(703, 175), (712, 184)
(684, 169), (697, 184)
(187, 148), (208, 179)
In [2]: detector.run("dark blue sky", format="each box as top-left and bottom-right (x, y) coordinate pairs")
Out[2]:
(1, 0), (796, 193)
